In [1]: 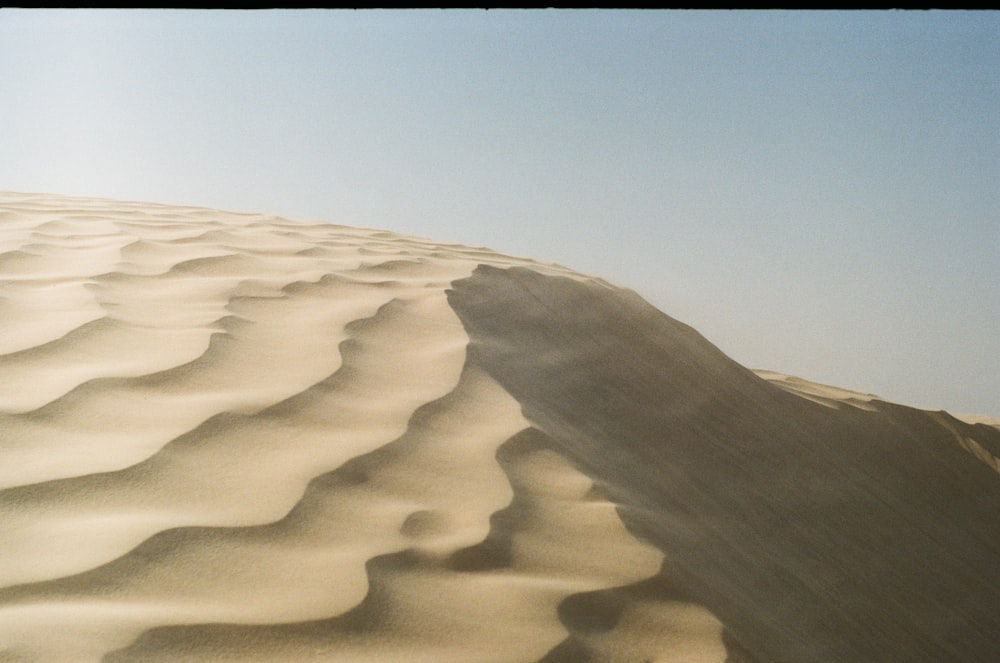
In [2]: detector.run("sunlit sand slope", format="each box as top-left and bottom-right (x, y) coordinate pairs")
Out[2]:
(0, 192), (996, 662)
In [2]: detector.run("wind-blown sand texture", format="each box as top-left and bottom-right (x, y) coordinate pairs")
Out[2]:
(0, 191), (997, 662)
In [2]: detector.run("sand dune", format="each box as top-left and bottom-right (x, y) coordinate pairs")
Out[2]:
(0, 192), (997, 662)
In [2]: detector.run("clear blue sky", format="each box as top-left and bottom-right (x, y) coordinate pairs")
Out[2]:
(2, 9), (997, 415)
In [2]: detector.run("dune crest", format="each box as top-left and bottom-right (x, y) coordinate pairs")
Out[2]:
(0, 192), (997, 662)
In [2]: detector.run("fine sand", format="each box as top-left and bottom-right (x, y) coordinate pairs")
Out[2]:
(0, 191), (997, 662)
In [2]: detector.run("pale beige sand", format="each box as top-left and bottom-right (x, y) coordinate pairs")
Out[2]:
(0, 192), (996, 662)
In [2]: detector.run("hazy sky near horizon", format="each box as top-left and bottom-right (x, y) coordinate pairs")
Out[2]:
(1, 9), (997, 415)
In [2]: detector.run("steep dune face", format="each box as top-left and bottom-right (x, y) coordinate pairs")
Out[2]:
(448, 266), (1000, 662)
(0, 192), (997, 662)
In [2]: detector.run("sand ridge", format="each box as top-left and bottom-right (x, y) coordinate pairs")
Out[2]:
(0, 193), (712, 662)
(0, 192), (997, 662)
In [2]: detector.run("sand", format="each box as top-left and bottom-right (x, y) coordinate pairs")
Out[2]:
(0, 191), (997, 662)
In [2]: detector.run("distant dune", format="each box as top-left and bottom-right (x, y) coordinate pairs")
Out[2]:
(0, 192), (997, 662)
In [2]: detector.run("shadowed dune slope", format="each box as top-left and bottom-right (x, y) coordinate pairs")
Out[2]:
(0, 192), (997, 662)
(447, 265), (1000, 663)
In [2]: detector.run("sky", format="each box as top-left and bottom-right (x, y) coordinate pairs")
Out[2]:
(1, 9), (997, 416)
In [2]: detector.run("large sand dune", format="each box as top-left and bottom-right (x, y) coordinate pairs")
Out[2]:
(0, 191), (997, 662)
